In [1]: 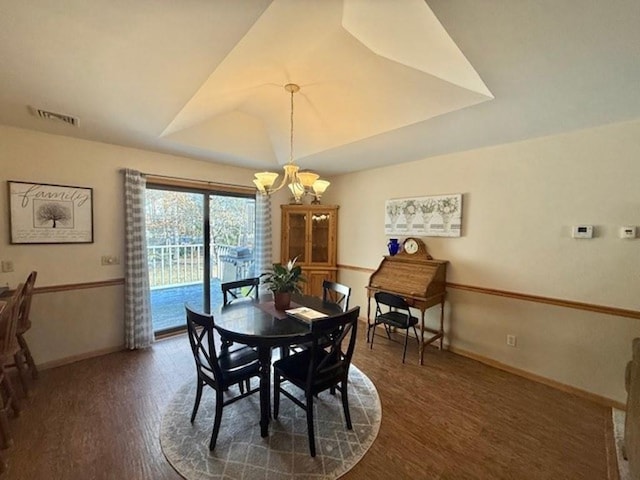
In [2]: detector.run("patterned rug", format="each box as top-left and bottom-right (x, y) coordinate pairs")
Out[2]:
(160, 365), (381, 480)
(613, 408), (630, 480)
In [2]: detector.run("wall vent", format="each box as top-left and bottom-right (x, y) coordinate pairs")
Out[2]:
(30, 107), (79, 127)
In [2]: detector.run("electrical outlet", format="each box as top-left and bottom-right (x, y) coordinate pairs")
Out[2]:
(1, 260), (14, 273)
(506, 334), (517, 347)
(101, 255), (120, 266)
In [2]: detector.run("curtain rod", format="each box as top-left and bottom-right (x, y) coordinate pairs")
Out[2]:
(142, 171), (250, 189)
(121, 169), (255, 194)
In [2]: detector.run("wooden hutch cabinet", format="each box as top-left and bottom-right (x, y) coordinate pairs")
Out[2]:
(280, 204), (338, 297)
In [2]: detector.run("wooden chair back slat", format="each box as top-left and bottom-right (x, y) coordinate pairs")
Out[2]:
(322, 280), (351, 312)
(221, 277), (260, 306)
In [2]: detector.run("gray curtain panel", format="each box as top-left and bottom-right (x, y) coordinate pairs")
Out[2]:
(124, 169), (154, 349)
(254, 193), (272, 293)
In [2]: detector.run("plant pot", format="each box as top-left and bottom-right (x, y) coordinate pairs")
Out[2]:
(273, 291), (292, 311)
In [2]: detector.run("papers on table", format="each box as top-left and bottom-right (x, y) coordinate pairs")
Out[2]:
(285, 306), (328, 323)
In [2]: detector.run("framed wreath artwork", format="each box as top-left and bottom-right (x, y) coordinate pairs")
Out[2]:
(8, 181), (94, 244)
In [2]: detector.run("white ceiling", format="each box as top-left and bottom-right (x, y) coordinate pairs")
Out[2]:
(1, 0), (639, 176)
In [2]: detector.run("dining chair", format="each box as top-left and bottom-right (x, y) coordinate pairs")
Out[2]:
(185, 305), (260, 451)
(273, 306), (360, 457)
(0, 285), (27, 449)
(0, 301), (11, 451)
(220, 277), (261, 358)
(15, 271), (38, 384)
(322, 280), (351, 312)
(287, 280), (351, 356)
(220, 277), (260, 306)
(370, 291), (420, 363)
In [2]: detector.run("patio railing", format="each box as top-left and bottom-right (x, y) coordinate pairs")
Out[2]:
(147, 243), (254, 288)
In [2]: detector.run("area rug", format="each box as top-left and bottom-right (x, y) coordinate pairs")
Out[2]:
(160, 365), (381, 480)
(613, 408), (630, 480)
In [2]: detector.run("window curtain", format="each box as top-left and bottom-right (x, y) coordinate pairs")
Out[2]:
(254, 193), (272, 292)
(124, 169), (154, 349)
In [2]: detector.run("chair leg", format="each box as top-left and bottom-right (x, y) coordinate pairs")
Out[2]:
(209, 390), (224, 451)
(273, 373), (281, 419)
(383, 324), (392, 340)
(306, 393), (316, 457)
(13, 352), (30, 396)
(0, 408), (12, 449)
(412, 325), (420, 346)
(0, 367), (19, 416)
(340, 379), (352, 430)
(369, 324), (377, 349)
(190, 381), (203, 423)
(402, 329), (409, 363)
(17, 334), (38, 379)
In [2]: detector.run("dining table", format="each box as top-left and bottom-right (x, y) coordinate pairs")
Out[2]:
(214, 294), (343, 438)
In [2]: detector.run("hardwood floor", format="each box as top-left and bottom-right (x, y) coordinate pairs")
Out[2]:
(2, 330), (613, 479)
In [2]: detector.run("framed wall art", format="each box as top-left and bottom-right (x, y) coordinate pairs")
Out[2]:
(8, 181), (94, 244)
(385, 193), (462, 237)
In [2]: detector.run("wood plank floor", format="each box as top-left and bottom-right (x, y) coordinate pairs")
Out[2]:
(1, 331), (614, 479)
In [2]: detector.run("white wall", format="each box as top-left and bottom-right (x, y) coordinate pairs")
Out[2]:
(325, 119), (640, 404)
(0, 125), (261, 364)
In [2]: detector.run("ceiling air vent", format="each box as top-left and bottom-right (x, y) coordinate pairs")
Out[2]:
(30, 107), (79, 127)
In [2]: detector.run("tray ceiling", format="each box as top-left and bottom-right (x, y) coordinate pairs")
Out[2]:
(0, 0), (639, 175)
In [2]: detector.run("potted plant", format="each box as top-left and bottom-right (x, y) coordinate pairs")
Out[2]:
(261, 258), (305, 310)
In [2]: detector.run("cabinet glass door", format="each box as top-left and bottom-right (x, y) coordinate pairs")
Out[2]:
(286, 212), (307, 262)
(310, 211), (330, 263)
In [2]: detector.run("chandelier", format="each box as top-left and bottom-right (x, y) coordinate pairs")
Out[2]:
(253, 83), (330, 204)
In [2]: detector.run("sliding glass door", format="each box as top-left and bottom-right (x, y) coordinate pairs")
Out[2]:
(146, 186), (256, 334)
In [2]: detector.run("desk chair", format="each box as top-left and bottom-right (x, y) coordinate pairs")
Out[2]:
(221, 277), (259, 306)
(273, 306), (360, 457)
(322, 280), (351, 312)
(370, 291), (420, 363)
(185, 305), (260, 450)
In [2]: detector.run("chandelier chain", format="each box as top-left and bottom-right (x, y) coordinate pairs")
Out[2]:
(289, 87), (294, 165)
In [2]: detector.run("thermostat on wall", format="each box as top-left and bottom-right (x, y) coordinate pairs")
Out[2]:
(572, 225), (593, 239)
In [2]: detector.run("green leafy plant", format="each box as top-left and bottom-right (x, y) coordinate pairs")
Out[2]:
(261, 258), (305, 294)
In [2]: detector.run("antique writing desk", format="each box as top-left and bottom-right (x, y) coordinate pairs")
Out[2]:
(366, 237), (448, 365)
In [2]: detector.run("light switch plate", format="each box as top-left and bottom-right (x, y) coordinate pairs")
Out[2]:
(101, 255), (120, 266)
(1, 260), (14, 273)
(572, 225), (593, 239)
(620, 226), (637, 239)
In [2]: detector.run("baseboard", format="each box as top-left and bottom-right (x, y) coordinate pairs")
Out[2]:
(449, 345), (626, 410)
(38, 345), (124, 370)
(605, 408), (621, 480)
